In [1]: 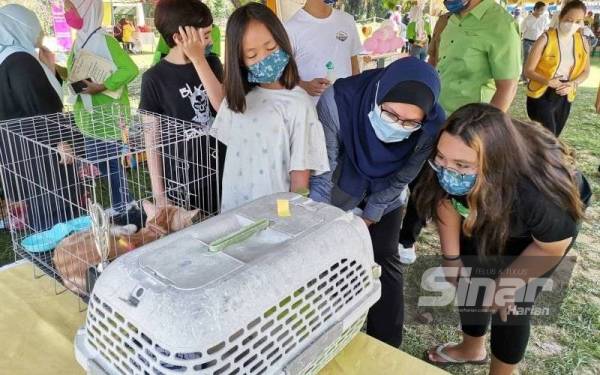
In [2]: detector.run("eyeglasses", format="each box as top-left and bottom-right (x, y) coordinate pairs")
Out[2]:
(428, 158), (477, 178)
(379, 108), (423, 131)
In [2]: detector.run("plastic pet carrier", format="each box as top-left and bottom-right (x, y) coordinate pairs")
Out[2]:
(74, 192), (381, 375)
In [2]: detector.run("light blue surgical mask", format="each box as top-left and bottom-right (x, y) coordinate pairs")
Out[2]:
(204, 44), (213, 56)
(428, 159), (477, 196)
(324, 0), (337, 5)
(367, 82), (420, 143)
(247, 49), (290, 84)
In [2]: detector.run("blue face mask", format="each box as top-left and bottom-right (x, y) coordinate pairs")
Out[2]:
(367, 82), (420, 143)
(324, 0), (337, 5)
(429, 160), (477, 196)
(247, 49), (290, 84)
(205, 44), (213, 56)
(444, 0), (470, 14)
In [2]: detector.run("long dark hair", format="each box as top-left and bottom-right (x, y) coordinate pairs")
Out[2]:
(559, 0), (586, 19)
(415, 104), (585, 257)
(224, 3), (299, 113)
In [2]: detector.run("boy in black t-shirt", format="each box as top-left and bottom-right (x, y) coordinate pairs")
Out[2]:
(140, 0), (225, 214)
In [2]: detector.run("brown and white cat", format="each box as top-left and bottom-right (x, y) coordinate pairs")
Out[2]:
(53, 201), (200, 295)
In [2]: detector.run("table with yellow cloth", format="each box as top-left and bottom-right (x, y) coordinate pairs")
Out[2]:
(0, 262), (448, 375)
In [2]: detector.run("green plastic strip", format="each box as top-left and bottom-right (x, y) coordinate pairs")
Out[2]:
(208, 218), (270, 253)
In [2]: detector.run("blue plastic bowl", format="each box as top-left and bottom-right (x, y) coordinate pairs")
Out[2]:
(65, 216), (92, 232)
(21, 223), (72, 253)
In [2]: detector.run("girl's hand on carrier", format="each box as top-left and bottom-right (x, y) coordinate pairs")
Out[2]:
(175, 26), (208, 65)
(81, 80), (106, 95)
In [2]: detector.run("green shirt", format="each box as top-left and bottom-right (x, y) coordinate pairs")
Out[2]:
(152, 25), (222, 66)
(68, 35), (139, 140)
(437, 0), (521, 114)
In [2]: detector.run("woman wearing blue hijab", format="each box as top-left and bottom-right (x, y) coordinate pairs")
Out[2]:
(311, 57), (445, 347)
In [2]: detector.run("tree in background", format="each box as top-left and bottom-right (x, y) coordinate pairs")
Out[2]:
(343, 0), (390, 21)
(205, 0), (235, 24)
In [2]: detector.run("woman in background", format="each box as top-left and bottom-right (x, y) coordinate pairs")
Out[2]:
(525, 0), (590, 136)
(0, 4), (81, 231)
(0, 4), (62, 120)
(65, 0), (138, 215)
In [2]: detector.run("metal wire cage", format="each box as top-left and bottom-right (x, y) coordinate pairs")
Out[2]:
(0, 104), (222, 299)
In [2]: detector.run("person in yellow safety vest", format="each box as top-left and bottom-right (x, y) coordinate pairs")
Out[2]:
(122, 19), (135, 53)
(524, 0), (590, 136)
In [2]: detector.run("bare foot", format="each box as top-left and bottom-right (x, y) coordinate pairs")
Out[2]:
(427, 342), (488, 364)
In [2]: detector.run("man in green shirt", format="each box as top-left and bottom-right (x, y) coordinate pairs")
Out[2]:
(437, 0), (521, 114)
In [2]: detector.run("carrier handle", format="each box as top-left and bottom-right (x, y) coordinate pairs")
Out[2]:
(208, 218), (269, 253)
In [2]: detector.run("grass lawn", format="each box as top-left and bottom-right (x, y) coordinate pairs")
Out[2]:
(0, 53), (598, 374)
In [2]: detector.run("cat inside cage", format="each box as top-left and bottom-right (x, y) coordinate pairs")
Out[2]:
(0, 104), (222, 298)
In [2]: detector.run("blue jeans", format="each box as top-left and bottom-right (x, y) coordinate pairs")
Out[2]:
(84, 138), (130, 212)
(522, 39), (535, 79)
(409, 44), (428, 61)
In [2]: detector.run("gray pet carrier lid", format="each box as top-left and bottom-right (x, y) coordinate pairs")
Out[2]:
(91, 193), (376, 353)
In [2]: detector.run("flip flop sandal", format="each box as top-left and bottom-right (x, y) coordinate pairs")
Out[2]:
(423, 343), (490, 367)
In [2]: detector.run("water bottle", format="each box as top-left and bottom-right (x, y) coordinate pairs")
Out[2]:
(326, 61), (336, 83)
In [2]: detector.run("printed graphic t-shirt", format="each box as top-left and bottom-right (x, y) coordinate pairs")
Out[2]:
(139, 55), (225, 212)
(285, 9), (363, 104)
(139, 55), (223, 125)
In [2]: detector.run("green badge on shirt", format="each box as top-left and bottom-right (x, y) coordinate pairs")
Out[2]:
(451, 198), (470, 218)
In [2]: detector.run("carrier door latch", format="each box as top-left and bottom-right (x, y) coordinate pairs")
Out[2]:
(120, 285), (146, 307)
(372, 264), (382, 279)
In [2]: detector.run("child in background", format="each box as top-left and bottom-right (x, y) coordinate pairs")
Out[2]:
(122, 19), (135, 53)
(140, 0), (225, 213)
(212, 3), (329, 212)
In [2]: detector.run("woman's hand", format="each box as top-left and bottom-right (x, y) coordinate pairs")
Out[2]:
(556, 81), (575, 96)
(484, 281), (517, 322)
(81, 80), (106, 95)
(38, 46), (56, 73)
(547, 77), (564, 89)
(174, 26), (209, 65)
(441, 256), (464, 287)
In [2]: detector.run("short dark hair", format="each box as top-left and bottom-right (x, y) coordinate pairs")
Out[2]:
(224, 3), (299, 113)
(534, 2), (546, 11)
(559, 0), (587, 19)
(155, 0), (213, 48)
